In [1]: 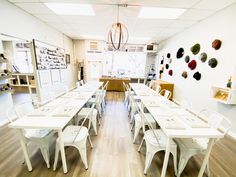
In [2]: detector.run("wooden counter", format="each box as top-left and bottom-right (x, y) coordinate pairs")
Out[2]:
(99, 77), (130, 92)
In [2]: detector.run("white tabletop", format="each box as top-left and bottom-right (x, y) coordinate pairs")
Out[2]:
(9, 82), (102, 130)
(130, 83), (223, 139)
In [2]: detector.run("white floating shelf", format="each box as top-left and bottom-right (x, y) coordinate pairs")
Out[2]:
(211, 86), (236, 104)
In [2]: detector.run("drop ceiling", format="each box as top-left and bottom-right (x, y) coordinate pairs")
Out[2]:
(7, 0), (236, 43)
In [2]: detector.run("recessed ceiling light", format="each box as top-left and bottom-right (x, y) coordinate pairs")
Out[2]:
(138, 7), (186, 19)
(44, 3), (95, 16)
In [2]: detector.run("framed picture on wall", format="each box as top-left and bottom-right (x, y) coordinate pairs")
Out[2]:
(66, 54), (70, 64)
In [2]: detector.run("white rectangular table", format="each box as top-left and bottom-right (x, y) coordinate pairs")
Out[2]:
(9, 82), (103, 173)
(130, 83), (223, 177)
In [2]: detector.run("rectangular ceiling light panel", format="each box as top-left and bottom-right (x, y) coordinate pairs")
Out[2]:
(139, 7), (186, 19)
(45, 3), (95, 16)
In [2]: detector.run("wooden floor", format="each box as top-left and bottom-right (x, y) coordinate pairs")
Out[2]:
(1, 92), (236, 177)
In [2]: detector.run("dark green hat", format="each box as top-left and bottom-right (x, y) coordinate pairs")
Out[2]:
(185, 55), (190, 63)
(208, 58), (218, 68)
(190, 43), (200, 55)
(199, 52), (207, 62)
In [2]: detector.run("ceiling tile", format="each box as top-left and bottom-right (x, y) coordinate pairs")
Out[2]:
(167, 20), (196, 29)
(179, 9), (215, 21)
(33, 14), (61, 22)
(15, 2), (54, 14)
(193, 0), (236, 11)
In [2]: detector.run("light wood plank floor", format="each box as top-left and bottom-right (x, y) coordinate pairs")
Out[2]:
(0, 92), (236, 177)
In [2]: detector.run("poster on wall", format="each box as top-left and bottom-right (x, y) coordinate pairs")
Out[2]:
(38, 70), (51, 88)
(60, 69), (67, 83)
(32, 39), (67, 70)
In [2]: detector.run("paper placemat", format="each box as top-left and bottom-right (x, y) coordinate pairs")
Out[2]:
(28, 106), (56, 116)
(179, 115), (210, 128)
(52, 106), (76, 117)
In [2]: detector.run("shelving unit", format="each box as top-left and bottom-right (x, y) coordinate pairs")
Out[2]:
(0, 54), (12, 95)
(0, 89), (14, 95)
(10, 73), (36, 93)
(211, 86), (236, 104)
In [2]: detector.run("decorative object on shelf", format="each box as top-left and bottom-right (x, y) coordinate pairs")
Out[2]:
(188, 60), (197, 70)
(208, 58), (218, 68)
(0, 53), (7, 61)
(193, 71), (201, 81)
(211, 86), (236, 104)
(212, 39), (222, 50)
(107, 4), (129, 50)
(165, 64), (169, 69)
(182, 71), (188, 79)
(176, 48), (184, 58)
(0, 83), (13, 91)
(199, 52), (207, 62)
(168, 70), (173, 76)
(65, 54), (70, 64)
(185, 55), (190, 63)
(0, 69), (11, 77)
(167, 53), (171, 58)
(226, 76), (232, 88)
(190, 43), (200, 55)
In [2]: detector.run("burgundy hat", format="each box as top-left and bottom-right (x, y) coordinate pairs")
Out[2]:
(188, 60), (197, 70)
(168, 70), (173, 76)
(212, 39), (222, 50)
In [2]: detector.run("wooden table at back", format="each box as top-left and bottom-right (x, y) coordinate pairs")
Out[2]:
(99, 77), (130, 92)
(129, 83), (224, 177)
(8, 81), (103, 174)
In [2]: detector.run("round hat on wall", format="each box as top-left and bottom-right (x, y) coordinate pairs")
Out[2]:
(168, 58), (172, 64)
(208, 58), (218, 68)
(199, 52), (207, 62)
(167, 53), (171, 58)
(176, 48), (184, 58)
(193, 71), (201, 81)
(190, 43), (200, 55)
(182, 71), (188, 79)
(185, 55), (190, 63)
(165, 64), (169, 69)
(188, 60), (197, 70)
(212, 39), (222, 50)
(160, 59), (164, 64)
(168, 70), (173, 76)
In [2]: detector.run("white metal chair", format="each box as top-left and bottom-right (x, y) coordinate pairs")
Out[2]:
(77, 96), (99, 135)
(174, 110), (232, 177)
(53, 104), (94, 171)
(9, 102), (54, 168)
(160, 89), (171, 99)
(137, 104), (177, 175)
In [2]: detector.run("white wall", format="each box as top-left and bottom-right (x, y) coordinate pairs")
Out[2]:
(0, 0), (77, 124)
(158, 3), (236, 138)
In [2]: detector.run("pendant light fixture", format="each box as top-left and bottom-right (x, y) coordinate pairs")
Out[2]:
(107, 4), (129, 51)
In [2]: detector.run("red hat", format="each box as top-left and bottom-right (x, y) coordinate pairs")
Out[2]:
(188, 60), (197, 70)
(168, 70), (173, 76)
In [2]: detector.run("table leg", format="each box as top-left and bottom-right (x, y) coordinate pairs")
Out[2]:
(198, 138), (215, 177)
(58, 130), (68, 173)
(18, 129), (32, 171)
(160, 137), (171, 177)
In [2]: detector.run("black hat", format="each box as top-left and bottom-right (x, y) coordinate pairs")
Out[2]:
(165, 64), (169, 69)
(182, 71), (188, 79)
(208, 58), (218, 68)
(167, 53), (171, 58)
(160, 60), (164, 64)
(176, 48), (184, 58)
(190, 43), (200, 55)
(185, 55), (190, 63)
(193, 71), (201, 81)
(212, 39), (222, 50)
(199, 52), (207, 62)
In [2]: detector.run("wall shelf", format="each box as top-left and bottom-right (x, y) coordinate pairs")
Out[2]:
(0, 75), (12, 80)
(211, 86), (236, 104)
(0, 89), (14, 95)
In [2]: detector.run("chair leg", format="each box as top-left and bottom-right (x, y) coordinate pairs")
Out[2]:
(206, 162), (211, 177)
(39, 143), (50, 168)
(78, 147), (88, 170)
(138, 138), (145, 152)
(177, 152), (192, 177)
(91, 115), (97, 135)
(171, 147), (178, 176)
(144, 151), (155, 175)
(88, 135), (93, 148)
(133, 122), (142, 143)
(53, 143), (60, 171)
